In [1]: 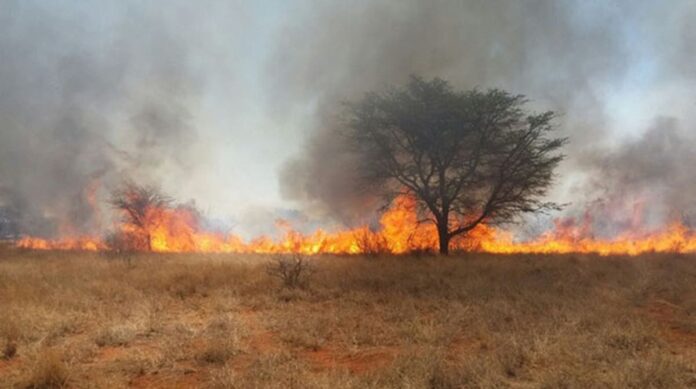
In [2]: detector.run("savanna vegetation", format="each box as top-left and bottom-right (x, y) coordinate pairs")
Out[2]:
(344, 77), (567, 254)
(1, 249), (696, 388)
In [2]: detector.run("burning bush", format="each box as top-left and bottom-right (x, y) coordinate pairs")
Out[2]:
(109, 182), (172, 252)
(354, 229), (390, 256)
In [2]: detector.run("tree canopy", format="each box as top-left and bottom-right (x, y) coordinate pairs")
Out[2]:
(344, 76), (567, 254)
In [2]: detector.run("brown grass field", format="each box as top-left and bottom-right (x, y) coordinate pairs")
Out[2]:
(1, 249), (696, 388)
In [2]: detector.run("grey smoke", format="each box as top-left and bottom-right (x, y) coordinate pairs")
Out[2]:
(0, 2), (203, 235)
(579, 118), (696, 232)
(272, 0), (696, 232)
(1, 1), (695, 240)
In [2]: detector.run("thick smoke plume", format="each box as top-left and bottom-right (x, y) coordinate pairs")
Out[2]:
(0, 2), (203, 236)
(273, 0), (696, 233)
(2, 1), (696, 241)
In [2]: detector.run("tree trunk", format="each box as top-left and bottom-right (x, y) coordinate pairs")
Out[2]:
(437, 222), (450, 255)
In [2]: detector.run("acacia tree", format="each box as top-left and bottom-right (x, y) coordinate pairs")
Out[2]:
(345, 76), (567, 255)
(109, 182), (171, 251)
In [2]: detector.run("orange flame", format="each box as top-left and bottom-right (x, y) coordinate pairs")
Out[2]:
(16, 236), (106, 251)
(15, 194), (696, 255)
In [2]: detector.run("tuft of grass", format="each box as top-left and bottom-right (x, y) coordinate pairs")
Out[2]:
(208, 365), (238, 388)
(24, 350), (71, 389)
(198, 340), (237, 364)
(3, 339), (17, 359)
(198, 314), (244, 364)
(95, 324), (138, 347)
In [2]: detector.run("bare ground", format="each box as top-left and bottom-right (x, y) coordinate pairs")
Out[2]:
(1, 250), (696, 388)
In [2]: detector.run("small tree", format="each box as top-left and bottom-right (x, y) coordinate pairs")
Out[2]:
(109, 182), (171, 251)
(345, 76), (567, 254)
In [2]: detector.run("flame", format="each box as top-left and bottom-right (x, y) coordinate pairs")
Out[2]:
(16, 236), (106, 251)
(477, 221), (696, 255)
(15, 194), (696, 255)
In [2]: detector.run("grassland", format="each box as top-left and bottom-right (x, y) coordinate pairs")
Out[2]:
(1, 249), (696, 388)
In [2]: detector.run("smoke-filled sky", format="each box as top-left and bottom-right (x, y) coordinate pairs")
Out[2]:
(1, 0), (695, 237)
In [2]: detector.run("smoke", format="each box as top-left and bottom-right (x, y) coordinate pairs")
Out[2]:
(2, 1), (696, 239)
(272, 0), (696, 229)
(579, 118), (696, 231)
(0, 1), (207, 235)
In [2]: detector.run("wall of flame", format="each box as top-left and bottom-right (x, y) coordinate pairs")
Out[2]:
(15, 195), (696, 255)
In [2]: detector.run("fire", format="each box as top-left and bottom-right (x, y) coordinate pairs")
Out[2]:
(16, 236), (105, 251)
(477, 221), (696, 256)
(14, 194), (696, 256)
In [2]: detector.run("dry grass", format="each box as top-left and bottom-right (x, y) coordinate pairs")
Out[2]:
(1, 249), (696, 388)
(23, 349), (71, 388)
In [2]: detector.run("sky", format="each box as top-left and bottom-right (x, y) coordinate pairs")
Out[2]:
(1, 0), (695, 237)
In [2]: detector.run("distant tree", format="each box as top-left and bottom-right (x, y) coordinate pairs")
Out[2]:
(344, 76), (567, 255)
(109, 182), (171, 251)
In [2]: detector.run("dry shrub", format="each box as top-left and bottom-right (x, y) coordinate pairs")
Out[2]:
(365, 351), (456, 388)
(496, 340), (530, 379)
(95, 323), (138, 347)
(166, 272), (208, 299)
(274, 312), (331, 350)
(198, 314), (244, 365)
(104, 231), (140, 254)
(198, 339), (238, 365)
(0, 314), (21, 340)
(223, 352), (310, 389)
(1, 315), (20, 361)
(427, 360), (493, 389)
(101, 351), (160, 378)
(354, 230), (390, 256)
(3, 339), (17, 359)
(208, 365), (238, 388)
(266, 254), (315, 289)
(25, 349), (71, 389)
(99, 242), (136, 266)
(615, 355), (694, 388)
(1, 318), (20, 360)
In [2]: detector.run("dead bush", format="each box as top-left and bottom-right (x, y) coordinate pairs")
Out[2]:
(266, 254), (314, 289)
